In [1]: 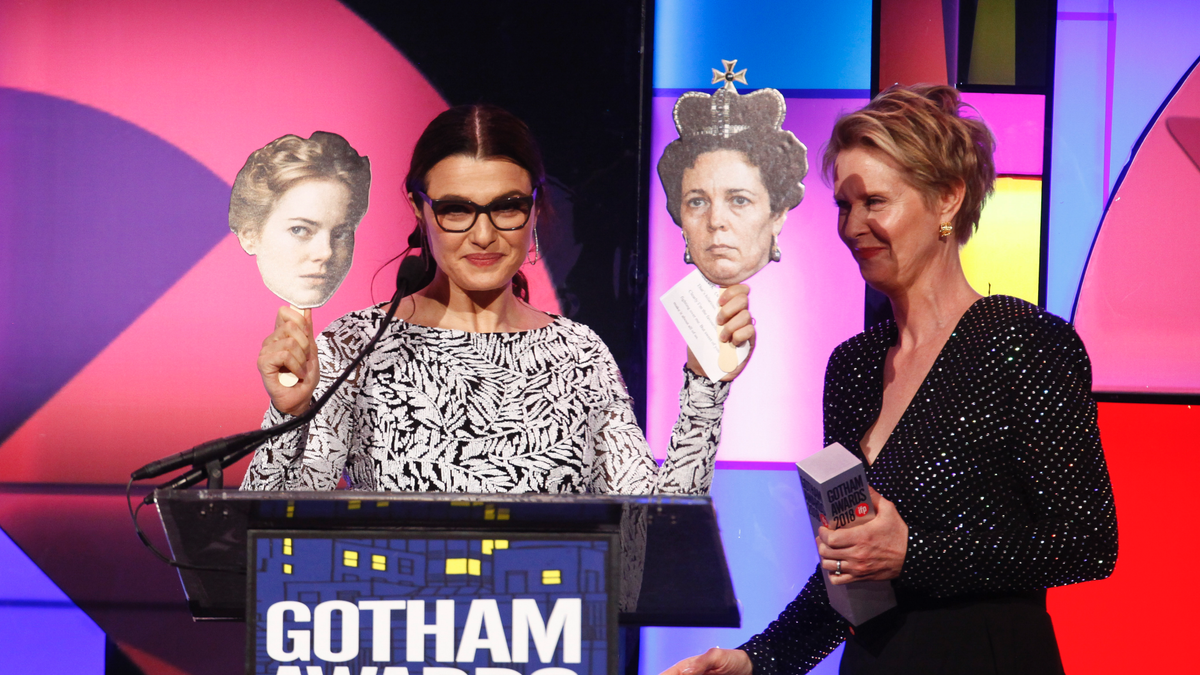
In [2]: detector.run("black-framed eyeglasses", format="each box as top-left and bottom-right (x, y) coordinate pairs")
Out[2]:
(414, 187), (538, 233)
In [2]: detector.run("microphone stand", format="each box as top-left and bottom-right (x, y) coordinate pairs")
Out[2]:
(131, 274), (409, 503)
(125, 254), (428, 574)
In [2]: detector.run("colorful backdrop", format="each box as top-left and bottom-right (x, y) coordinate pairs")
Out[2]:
(642, 1), (1200, 674)
(2, 1), (1199, 674)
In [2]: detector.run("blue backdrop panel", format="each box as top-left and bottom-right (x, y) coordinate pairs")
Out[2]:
(640, 469), (840, 675)
(1048, 13), (1110, 318)
(654, 0), (871, 92)
(0, 528), (105, 673)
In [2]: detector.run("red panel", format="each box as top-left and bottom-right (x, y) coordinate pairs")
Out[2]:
(1050, 401), (1200, 672)
(879, 0), (949, 88)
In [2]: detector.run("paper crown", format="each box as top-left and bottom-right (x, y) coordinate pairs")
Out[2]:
(672, 59), (787, 139)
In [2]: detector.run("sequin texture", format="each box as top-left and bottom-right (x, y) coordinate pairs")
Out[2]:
(739, 295), (1118, 673)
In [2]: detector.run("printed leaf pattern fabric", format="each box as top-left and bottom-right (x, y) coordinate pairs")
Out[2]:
(242, 307), (728, 495)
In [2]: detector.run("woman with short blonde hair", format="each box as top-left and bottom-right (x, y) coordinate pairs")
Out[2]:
(661, 84), (1117, 674)
(822, 84), (995, 244)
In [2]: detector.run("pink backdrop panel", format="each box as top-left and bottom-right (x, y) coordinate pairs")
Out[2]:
(648, 95), (867, 463)
(960, 92), (1045, 176)
(1074, 62), (1200, 394)
(0, 0), (557, 483)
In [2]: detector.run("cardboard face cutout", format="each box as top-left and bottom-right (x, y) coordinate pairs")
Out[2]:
(229, 131), (371, 309)
(657, 60), (808, 286)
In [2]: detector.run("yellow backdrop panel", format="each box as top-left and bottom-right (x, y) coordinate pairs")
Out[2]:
(961, 176), (1042, 303)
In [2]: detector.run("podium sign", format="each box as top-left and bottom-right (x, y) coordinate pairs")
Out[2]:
(155, 490), (738, 675)
(249, 530), (616, 675)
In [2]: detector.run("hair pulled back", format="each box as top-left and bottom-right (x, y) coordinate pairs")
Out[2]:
(403, 105), (547, 300)
(822, 84), (996, 244)
(229, 131), (371, 238)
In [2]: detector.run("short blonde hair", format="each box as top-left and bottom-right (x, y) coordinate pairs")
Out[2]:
(229, 131), (371, 238)
(822, 84), (996, 244)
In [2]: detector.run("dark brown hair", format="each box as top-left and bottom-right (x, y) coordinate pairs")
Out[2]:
(403, 104), (547, 300)
(823, 84), (996, 244)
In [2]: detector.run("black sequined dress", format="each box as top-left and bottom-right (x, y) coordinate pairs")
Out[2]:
(739, 295), (1118, 674)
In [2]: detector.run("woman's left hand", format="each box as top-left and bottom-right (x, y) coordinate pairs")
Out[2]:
(688, 284), (756, 382)
(818, 486), (909, 584)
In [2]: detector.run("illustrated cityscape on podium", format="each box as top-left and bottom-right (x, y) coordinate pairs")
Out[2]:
(251, 500), (611, 675)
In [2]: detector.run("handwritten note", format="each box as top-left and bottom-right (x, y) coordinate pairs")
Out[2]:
(660, 269), (751, 381)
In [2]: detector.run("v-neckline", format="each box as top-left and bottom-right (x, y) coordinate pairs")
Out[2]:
(860, 296), (990, 467)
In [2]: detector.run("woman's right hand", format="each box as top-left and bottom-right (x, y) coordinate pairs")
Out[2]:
(659, 648), (752, 675)
(716, 283), (756, 381)
(257, 306), (319, 416)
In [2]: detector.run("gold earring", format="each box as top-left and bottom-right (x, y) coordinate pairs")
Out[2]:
(939, 222), (954, 239)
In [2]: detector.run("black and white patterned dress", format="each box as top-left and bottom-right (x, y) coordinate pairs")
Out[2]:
(241, 306), (728, 495)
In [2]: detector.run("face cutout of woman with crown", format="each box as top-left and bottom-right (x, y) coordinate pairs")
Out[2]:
(679, 147), (786, 285)
(658, 61), (808, 286)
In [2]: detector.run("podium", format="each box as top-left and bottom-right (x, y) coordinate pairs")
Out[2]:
(156, 490), (739, 675)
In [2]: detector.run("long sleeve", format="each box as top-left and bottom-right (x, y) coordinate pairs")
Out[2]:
(896, 315), (1119, 596)
(586, 344), (729, 495)
(242, 310), (729, 495)
(655, 367), (730, 493)
(738, 568), (849, 675)
(240, 314), (370, 491)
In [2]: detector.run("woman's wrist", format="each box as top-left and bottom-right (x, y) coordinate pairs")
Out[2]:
(681, 364), (731, 407)
(272, 398), (313, 419)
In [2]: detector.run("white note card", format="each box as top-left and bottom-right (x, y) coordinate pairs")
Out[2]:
(659, 269), (751, 381)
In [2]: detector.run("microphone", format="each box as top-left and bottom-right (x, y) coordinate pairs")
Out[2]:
(130, 254), (424, 487)
(395, 251), (431, 294)
(130, 428), (274, 481)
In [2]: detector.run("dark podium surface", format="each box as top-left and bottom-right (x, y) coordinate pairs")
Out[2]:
(156, 489), (740, 628)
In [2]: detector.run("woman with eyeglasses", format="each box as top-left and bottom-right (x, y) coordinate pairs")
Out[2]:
(241, 105), (756, 494)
